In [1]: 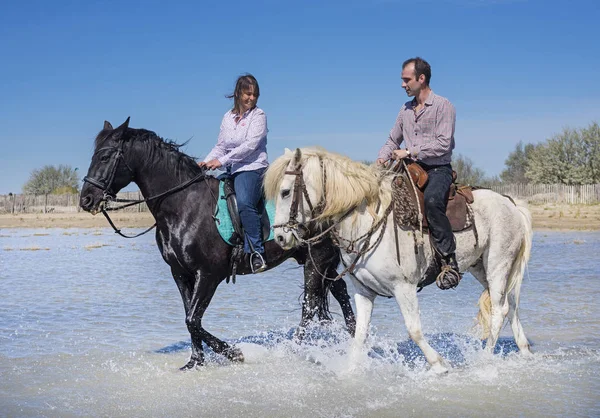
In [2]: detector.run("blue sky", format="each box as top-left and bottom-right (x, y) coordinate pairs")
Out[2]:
(1, 0), (599, 194)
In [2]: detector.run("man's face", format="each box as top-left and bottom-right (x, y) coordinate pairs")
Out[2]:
(401, 63), (422, 97)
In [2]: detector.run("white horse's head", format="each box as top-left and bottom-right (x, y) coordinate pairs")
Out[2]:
(264, 148), (324, 249)
(265, 147), (385, 250)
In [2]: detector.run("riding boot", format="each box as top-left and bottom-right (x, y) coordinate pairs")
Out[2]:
(436, 253), (462, 290)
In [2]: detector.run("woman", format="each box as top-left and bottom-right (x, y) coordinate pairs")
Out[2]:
(199, 74), (269, 273)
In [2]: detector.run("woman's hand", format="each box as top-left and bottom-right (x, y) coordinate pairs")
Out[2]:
(198, 159), (222, 170)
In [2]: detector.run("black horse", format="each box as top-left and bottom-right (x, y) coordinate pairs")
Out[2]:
(80, 118), (356, 369)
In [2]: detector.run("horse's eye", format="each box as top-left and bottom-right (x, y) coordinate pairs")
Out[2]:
(281, 189), (290, 199)
(100, 155), (110, 163)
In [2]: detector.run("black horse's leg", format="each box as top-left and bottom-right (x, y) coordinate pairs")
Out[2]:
(296, 253), (331, 340)
(297, 241), (356, 339)
(327, 276), (356, 337)
(186, 271), (244, 364)
(170, 267), (206, 370)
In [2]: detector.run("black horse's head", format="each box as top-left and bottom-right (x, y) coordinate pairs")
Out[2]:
(80, 117), (135, 214)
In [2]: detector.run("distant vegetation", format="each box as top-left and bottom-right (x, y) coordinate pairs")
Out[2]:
(23, 165), (79, 195)
(502, 122), (600, 185)
(461, 121), (599, 186)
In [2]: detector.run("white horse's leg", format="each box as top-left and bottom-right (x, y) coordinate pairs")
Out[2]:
(508, 293), (532, 355)
(484, 264), (511, 353)
(393, 282), (448, 374)
(348, 290), (375, 367)
(353, 292), (375, 346)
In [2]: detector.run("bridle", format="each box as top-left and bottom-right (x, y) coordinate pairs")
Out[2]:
(83, 139), (133, 201)
(272, 157), (326, 240)
(273, 155), (393, 281)
(83, 137), (207, 238)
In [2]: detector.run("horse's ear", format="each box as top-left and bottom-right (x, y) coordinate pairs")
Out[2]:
(104, 121), (113, 130)
(117, 117), (130, 130)
(284, 147), (292, 155)
(293, 148), (302, 170)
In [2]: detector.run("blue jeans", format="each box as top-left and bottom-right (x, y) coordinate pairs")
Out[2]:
(233, 168), (266, 254)
(421, 163), (456, 257)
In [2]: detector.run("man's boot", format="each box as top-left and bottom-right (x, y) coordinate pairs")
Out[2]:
(436, 253), (462, 290)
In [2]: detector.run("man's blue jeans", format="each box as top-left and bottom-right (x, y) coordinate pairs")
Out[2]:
(233, 168), (266, 254)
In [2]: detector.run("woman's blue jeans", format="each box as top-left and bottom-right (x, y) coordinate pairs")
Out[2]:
(233, 168), (266, 254)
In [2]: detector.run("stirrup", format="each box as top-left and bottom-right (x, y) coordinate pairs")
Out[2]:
(436, 265), (461, 290)
(250, 251), (267, 273)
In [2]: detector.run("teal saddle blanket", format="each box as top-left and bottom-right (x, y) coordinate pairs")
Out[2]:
(215, 180), (276, 246)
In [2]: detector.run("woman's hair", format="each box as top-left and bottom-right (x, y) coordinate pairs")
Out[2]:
(227, 74), (260, 115)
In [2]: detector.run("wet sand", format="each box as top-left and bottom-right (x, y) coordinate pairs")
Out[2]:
(0, 204), (599, 230)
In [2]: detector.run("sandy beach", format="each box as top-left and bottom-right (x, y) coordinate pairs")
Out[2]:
(1, 204), (599, 230)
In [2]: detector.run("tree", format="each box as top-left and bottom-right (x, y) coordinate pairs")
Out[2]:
(500, 141), (536, 184)
(23, 165), (79, 195)
(452, 154), (489, 186)
(525, 123), (600, 184)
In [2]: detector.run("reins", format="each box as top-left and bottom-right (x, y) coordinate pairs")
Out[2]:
(84, 138), (210, 238)
(99, 171), (208, 238)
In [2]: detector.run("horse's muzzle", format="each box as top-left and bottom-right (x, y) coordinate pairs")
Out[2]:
(79, 194), (106, 215)
(275, 231), (296, 250)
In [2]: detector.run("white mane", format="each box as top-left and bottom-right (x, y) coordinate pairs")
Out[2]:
(264, 147), (393, 223)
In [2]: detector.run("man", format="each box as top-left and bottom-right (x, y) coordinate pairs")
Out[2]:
(377, 57), (461, 289)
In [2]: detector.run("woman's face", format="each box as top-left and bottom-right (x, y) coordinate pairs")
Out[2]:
(239, 87), (258, 114)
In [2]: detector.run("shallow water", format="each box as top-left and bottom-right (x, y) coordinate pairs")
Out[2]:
(1, 228), (599, 417)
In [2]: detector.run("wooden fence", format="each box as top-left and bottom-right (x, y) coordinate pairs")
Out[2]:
(490, 184), (600, 205)
(1, 184), (600, 214)
(0, 192), (149, 214)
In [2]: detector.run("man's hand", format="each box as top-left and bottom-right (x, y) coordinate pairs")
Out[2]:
(376, 158), (388, 166)
(392, 149), (411, 160)
(198, 159), (222, 170)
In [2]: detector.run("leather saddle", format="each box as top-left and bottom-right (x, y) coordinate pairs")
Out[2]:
(393, 162), (475, 232)
(221, 177), (272, 245)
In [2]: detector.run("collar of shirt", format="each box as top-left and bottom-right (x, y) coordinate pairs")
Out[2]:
(230, 107), (254, 120)
(408, 90), (436, 109)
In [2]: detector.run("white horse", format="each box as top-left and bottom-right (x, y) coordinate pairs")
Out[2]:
(265, 147), (532, 374)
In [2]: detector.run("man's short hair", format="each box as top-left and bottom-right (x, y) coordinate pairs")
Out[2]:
(402, 57), (431, 86)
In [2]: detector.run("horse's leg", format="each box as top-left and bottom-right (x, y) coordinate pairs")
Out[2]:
(348, 286), (375, 366)
(393, 281), (448, 374)
(296, 256), (330, 340)
(297, 243), (356, 338)
(170, 267), (207, 370)
(327, 278), (356, 337)
(483, 261), (512, 354)
(507, 293), (532, 354)
(317, 240), (355, 335)
(186, 271), (244, 364)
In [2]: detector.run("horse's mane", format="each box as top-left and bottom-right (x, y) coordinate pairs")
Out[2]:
(265, 147), (392, 222)
(95, 128), (202, 175)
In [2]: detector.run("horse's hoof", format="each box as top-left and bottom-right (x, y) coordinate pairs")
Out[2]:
(293, 327), (306, 343)
(226, 347), (245, 363)
(430, 362), (449, 375)
(180, 357), (203, 371)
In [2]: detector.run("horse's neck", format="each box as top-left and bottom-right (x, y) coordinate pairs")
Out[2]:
(130, 143), (199, 209)
(336, 204), (377, 243)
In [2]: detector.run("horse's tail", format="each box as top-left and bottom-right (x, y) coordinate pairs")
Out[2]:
(477, 199), (532, 339)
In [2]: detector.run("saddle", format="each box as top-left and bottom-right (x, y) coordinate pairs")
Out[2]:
(216, 176), (275, 283)
(220, 177), (272, 245)
(393, 162), (475, 232)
